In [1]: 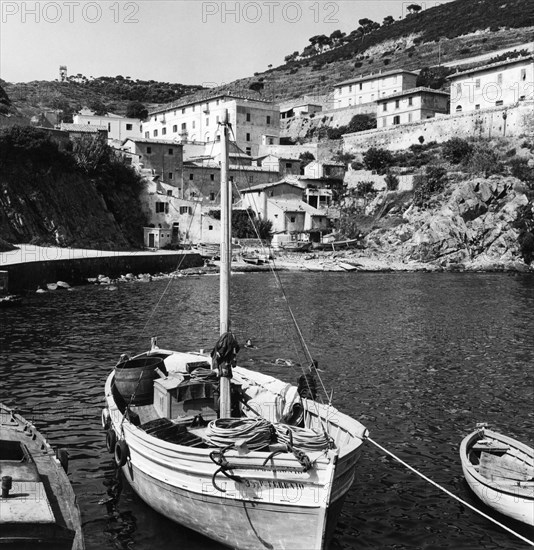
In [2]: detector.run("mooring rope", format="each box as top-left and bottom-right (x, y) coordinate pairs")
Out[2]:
(366, 436), (534, 546)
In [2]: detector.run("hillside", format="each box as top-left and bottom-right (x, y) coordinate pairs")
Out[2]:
(0, 76), (205, 126)
(0, 126), (147, 249)
(183, 0), (534, 104)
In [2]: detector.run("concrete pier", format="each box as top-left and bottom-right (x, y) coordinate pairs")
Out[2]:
(0, 245), (204, 292)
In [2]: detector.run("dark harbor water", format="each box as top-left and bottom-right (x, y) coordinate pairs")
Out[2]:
(1, 272), (533, 550)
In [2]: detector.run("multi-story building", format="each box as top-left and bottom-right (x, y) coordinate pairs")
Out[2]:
(376, 87), (450, 127)
(333, 70), (418, 109)
(122, 137), (183, 188)
(74, 108), (143, 143)
(142, 93), (280, 157)
(448, 55), (534, 114)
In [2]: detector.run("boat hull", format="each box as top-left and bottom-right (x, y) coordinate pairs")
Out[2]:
(105, 364), (366, 549)
(460, 429), (534, 526)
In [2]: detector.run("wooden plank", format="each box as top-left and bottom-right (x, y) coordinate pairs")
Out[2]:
(479, 451), (534, 481)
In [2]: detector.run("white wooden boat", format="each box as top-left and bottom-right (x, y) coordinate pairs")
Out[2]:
(0, 403), (85, 549)
(102, 111), (367, 550)
(460, 426), (534, 526)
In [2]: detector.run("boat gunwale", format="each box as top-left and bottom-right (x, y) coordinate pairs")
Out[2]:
(460, 428), (534, 499)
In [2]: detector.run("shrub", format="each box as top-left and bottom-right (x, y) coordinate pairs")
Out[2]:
(356, 181), (376, 195)
(442, 138), (473, 164)
(363, 147), (393, 174)
(467, 147), (503, 178)
(384, 171), (399, 191)
(413, 165), (448, 207)
(509, 157), (534, 184)
(346, 114), (376, 133)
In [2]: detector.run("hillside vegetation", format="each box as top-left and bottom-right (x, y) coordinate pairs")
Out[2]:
(0, 126), (147, 249)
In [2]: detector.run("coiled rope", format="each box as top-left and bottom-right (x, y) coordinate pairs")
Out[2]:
(205, 418), (273, 451)
(366, 436), (534, 547)
(275, 424), (333, 453)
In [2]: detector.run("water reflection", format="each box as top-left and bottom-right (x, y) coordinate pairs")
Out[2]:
(0, 272), (533, 549)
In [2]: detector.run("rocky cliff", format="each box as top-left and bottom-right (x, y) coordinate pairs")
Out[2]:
(362, 176), (533, 271)
(0, 127), (147, 249)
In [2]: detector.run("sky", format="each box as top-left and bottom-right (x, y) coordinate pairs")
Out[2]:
(0, 0), (455, 85)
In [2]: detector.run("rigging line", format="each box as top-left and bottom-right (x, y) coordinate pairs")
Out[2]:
(140, 136), (221, 339)
(366, 436), (534, 547)
(227, 190), (329, 409)
(226, 126), (331, 404)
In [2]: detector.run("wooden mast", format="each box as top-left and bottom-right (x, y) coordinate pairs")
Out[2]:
(219, 109), (232, 419)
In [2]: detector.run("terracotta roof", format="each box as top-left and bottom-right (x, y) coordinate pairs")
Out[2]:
(122, 137), (182, 146)
(149, 90), (274, 116)
(240, 178), (306, 193)
(448, 55), (534, 80)
(336, 69), (418, 88)
(376, 86), (450, 102)
(60, 123), (107, 133)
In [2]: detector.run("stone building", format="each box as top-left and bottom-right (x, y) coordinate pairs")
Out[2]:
(333, 70), (418, 109)
(142, 92), (280, 157)
(74, 108), (143, 144)
(448, 55), (534, 114)
(376, 88), (450, 127)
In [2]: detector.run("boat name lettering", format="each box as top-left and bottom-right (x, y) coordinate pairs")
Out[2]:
(243, 479), (305, 490)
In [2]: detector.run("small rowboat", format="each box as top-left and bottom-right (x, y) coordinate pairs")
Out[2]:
(460, 426), (534, 526)
(0, 403), (85, 549)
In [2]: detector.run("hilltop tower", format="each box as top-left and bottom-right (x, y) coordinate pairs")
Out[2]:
(59, 65), (67, 82)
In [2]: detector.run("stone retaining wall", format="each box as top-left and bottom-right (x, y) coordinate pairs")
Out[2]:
(343, 100), (534, 152)
(3, 252), (203, 292)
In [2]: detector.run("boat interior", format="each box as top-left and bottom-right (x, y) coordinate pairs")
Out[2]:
(110, 350), (357, 454)
(468, 433), (534, 485)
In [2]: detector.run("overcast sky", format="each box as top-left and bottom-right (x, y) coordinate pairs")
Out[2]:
(1, 0), (455, 85)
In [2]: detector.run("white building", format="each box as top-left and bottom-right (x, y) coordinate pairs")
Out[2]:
(333, 70), (418, 109)
(448, 55), (534, 114)
(376, 87), (450, 127)
(142, 92), (280, 157)
(74, 108), (143, 143)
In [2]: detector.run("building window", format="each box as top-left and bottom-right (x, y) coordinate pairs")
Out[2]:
(155, 202), (169, 214)
(457, 83), (461, 94)
(349, 85), (352, 92)
(408, 97), (413, 106)
(456, 105), (462, 112)
(209, 192), (215, 201)
(153, 129), (158, 137)
(189, 173), (194, 180)
(521, 68), (527, 81)
(147, 146), (152, 154)
(216, 100), (220, 105)
(192, 105), (196, 112)
(382, 119), (387, 127)
(168, 148), (173, 155)
(248, 176), (253, 183)
(126, 124), (133, 130)
(475, 79), (481, 89)
(181, 122), (186, 131)
(162, 128), (167, 135)
(210, 174), (215, 181)
(182, 108), (186, 114)
(382, 103), (387, 111)
(206, 118), (209, 126)
(475, 104), (480, 110)
(168, 172), (173, 179)
(359, 83), (362, 90)
(495, 100), (503, 106)
(208, 225), (213, 230)
(285, 162), (292, 169)
(145, 131), (149, 138)
(192, 121), (196, 129)
(408, 113), (413, 122)
(290, 216), (296, 223)
(393, 115), (400, 125)
(268, 137), (274, 145)
(266, 115), (271, 124)
(246, 133), (251, 141)
(167, 190), (172, 196)
(246, 112), (251, 122)
(497, 73), (502, 85)
(229, 176), (234, 183)
(246, 147), (251, 155)
(395, 99), (400, 109)
(108, 123), (111, 131)
(173, 125), (177, 133)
